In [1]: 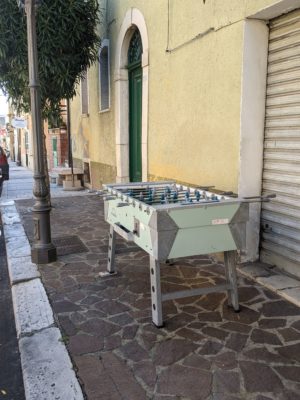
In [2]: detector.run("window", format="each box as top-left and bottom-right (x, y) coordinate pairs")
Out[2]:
(99, 39), (110, 111)
(81, 70), (89, 115)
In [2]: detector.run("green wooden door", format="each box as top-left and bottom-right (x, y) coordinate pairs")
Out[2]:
(52, 137), (58, 167)
(129, 65), (143, 182)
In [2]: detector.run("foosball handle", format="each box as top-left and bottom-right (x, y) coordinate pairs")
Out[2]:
(197, 185), (215, 191)
(243, 193), (276, 202)
(220, 191), (236, 197)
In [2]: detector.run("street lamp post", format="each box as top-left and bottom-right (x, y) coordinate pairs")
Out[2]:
(22, 0), (56, 263)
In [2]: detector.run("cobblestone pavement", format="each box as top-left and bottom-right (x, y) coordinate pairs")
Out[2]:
(16, 195), (300, 400)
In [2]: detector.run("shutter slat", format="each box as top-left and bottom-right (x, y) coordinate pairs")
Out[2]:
(264, 161), (300, 173)
(261, 219), (300, 240)
(265, 116), (300, 128)
(265, 128), (300, 138)
(263, 181), (300, 196)
(266, 104), (300, 116)
(267, 69), (300, 84)
(268, 56), (300, 74)
(262, 209), (300, 230)
(267, 80), (300, 96)
(264, 139), (300, 150)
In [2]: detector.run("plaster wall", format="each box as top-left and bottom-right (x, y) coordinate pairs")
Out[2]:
(70, 0), (300, 192)
(70, 0), (116, 187)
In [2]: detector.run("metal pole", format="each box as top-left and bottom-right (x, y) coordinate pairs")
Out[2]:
(17, 128), (21, 165)
(25, 0), (56, 263)
(66, 98), (74, 183)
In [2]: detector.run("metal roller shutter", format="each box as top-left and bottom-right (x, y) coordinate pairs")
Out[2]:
(260, 9), (300, 278)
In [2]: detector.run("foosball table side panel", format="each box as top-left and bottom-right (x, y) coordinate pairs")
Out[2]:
(165, 225), (238, 260)
(155, 202), (249, 260)
(104, 198), (156, 256)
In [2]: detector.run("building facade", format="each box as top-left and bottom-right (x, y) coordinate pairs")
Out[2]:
(70, 0), (300, 278)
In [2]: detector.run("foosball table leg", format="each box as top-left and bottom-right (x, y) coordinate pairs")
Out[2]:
(107, 225), (116, 273)
(99, 225), (117, 277)
(149, 256), (163, 327)
(224, 250), (239, 312)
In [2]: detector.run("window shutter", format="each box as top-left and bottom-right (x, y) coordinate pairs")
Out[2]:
(99, 39), (110, 111)
(81, 71), (89, 114)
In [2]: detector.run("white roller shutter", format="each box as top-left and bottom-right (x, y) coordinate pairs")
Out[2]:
(260, 9), (300, 278)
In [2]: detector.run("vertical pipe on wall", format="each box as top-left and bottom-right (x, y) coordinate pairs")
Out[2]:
(67, 98), (73, 176)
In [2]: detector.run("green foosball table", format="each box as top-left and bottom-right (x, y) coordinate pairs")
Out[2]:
(102, 181), (267, 327)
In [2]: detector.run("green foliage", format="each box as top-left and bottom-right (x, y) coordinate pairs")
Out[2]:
(0, 0), (100, 119)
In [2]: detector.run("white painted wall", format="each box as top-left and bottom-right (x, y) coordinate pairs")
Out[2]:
(239, 19), (269, 261)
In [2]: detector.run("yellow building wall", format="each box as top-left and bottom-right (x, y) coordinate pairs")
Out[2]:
(70, 0), (116, 188)
(70, 0), (288, 191)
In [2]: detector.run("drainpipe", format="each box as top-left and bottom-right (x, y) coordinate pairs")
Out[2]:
(16, 128), (21, 165)
(67, 98), (74, 184)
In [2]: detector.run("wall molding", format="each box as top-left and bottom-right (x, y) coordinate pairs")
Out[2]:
(114, 8), (149, 182)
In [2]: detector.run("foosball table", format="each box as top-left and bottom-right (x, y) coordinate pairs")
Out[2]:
(102, 181), (259, 327)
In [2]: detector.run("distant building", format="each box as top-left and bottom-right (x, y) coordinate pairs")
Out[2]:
(0, 115), (5, 127)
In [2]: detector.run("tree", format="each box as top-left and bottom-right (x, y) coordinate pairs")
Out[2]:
(0, 0), (100, 122)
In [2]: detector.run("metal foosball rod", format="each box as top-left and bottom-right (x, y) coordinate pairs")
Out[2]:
(120, 184), (177, 193)
(112, 184), (223, 208)
(123, 188), (220, 203)
(144, 192), (220, 205)
(126, 187), (217, 198)
(113, 183), (216, 195)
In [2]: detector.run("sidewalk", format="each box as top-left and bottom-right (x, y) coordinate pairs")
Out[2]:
(0, 162), (90, 201)
(1, 164), (300, 399)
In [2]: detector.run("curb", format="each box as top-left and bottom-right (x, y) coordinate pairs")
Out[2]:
(1, 201), (84, 400)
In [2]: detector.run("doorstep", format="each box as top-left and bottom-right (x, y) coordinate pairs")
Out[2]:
(238, 261), (300, 308)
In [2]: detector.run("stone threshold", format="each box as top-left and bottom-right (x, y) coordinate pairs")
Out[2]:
(238, 261), (300, 308)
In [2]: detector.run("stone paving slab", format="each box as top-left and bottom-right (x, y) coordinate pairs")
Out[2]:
(3, 222), (26, 239)
(237, 263), (273, 278)
(279, 287), (300, 308)
(12, 279), (54, 337)
(238, 263), (300, 309)
(1, 208), (21, 225)
(15, 195), (300, 400)
(5, 235), (31, 258)
(257, 275), (300, 291)
(0, 200), (14, 206)
(7, 255), (40, 285)
(1, 204), (19, 215)
(19, 327), (84, 400)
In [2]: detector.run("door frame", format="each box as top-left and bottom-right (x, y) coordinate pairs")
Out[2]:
(115, 8), (149, 183)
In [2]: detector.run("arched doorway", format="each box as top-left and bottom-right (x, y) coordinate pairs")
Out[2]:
(115, 8), (149, 183)
(128, 30), (143, 182)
